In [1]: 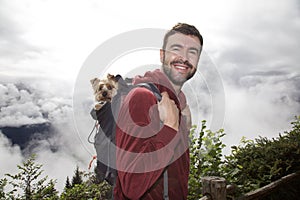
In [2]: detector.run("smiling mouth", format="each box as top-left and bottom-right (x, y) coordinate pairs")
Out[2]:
(172, 63), (193, 74)
(171, 60), (193, 72)
(174, 64), (189, 70)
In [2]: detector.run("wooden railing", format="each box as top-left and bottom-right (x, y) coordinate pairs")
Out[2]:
(198, 171), (300, 200)
(237, 171), (300, 200)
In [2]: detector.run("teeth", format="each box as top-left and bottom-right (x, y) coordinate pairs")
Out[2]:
(175, 65), (187, 69)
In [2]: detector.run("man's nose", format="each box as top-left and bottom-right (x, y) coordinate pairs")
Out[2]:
(176, 50), (189, 62)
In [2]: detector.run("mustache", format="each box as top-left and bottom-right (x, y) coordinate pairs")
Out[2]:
(170, 59), (193, 69)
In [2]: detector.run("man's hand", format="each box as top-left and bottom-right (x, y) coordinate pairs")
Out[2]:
(182, 105), (192, 131)
(158, 92), (179, 131)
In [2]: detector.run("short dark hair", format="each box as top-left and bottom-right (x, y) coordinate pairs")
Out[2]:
(162, 23), (203, 50)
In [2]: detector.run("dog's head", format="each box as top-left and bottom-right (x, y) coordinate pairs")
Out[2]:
(90, 74), (118, 102)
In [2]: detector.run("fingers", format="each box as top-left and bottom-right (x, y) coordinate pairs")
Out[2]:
(160, 92), (176, 106)
(160, 92), (170, 103)
(159, 92), (192, 131)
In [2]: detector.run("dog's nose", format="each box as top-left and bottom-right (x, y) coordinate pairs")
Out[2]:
(102, 91), (107, 97)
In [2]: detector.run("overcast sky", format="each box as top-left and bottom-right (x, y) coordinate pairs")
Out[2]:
(1, 0), (300, 192)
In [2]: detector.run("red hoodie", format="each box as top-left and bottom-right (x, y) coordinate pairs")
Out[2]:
(114, 69), (190, 200)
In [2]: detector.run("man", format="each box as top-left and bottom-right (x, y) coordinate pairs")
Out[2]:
(114, 23), (203, 199)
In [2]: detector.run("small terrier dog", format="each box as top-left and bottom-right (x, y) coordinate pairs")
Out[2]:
(90, 74), (118, 110)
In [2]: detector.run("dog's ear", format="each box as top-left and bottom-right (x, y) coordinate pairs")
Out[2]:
(107, 73), (116, 81)
(90, 78), (100, 85)
(90, 78), (100, 91)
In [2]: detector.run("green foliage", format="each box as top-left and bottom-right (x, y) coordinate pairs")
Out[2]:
(71, 166), (83, 187)
(0, 178), (8, 199)
(188, 116), (300, 199)
(0, 177), (15, 200)
(223, 116), (300, 197)
(60, 170), (112, 200)
(0, 156), (112, 199)
(188, 120), (226, 200)
(188, 125), (203, 199)
(2, 154), (59, 200)
(60, 181), (112, 200)
(64, 177), (72, 191)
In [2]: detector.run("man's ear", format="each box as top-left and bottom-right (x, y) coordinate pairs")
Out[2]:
(160, 49), (165, 64)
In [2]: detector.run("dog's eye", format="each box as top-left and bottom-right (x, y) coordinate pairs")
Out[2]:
(99, 84), (104, 91)
(107, 85), (113, 90)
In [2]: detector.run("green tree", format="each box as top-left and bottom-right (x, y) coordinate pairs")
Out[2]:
(188, 117), (300, 199)
(64, 177), (72, 190)
(4, 154), (59, 200)
(71, 166), (83, 187)
(61, 170), (112, 199)
(0, 178), (7, 199)
(222, 116), (300, 198)
(188, 120), (226, 200)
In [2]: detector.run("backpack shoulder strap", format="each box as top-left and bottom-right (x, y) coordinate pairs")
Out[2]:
(163, 169), (169, 200)
(136, 82), (162, 102)
(136, 82), (169, 199)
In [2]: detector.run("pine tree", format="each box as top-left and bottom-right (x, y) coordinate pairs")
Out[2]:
(65, 176), (72, 189)
(0, 178), (7, 199)
(71, 166), (83, 186)
(4, 154), (59, 199)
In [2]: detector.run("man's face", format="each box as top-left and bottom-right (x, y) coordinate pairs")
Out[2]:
(161, 33), (202, 86)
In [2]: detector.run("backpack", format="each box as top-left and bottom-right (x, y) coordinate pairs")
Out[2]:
(89, 75), (162, 185)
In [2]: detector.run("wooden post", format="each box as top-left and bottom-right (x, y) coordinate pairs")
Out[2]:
(202, 176), (226, 200)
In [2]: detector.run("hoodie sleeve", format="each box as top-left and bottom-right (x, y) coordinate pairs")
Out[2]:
(115, 87), (180, 199)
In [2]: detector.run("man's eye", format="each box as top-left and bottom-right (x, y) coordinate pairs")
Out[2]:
(189, 51), (196, 55)
(189, 50), (199, 57)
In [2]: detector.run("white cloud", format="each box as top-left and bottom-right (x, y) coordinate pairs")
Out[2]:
(209, 0), (300, 74)
(0, 132), (23, 177)
(0, 77), (94, 192)
(222, 72), (300, 153)
(0, 80), (73, 127)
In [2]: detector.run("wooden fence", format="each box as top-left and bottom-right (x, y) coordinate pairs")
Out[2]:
(198, 171), (300, 200)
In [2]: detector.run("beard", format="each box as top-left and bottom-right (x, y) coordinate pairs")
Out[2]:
(162, 58), (196, 86)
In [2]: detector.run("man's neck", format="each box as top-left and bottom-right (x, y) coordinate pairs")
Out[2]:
(170, 82), (182, 96)
(159, 68), (183, 96)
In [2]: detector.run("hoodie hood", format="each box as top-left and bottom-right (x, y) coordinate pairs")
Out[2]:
(133, 69), (187, 110)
